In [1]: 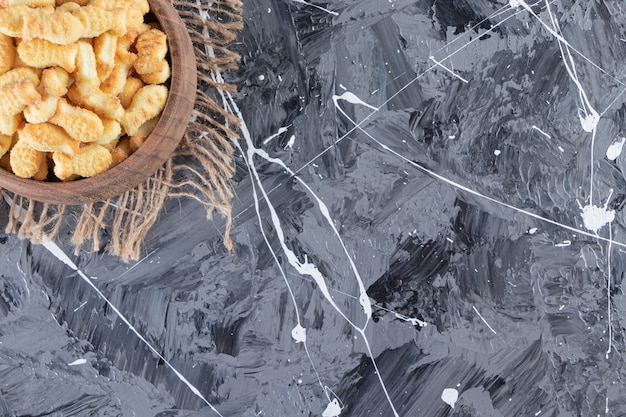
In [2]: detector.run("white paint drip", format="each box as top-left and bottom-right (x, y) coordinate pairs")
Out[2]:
(332, 92), (379, 112)
(240, 133), (333, 408)
(541, 0), (601, 203)
(441, 388), (459, 408)
(68, 358), (87, 366)
(292, 0), (339, 16)
(262, 126), (290, 144)
(198, 21), (354, 415)
(429, 56), (469, 83)
(606, 137), (625, 161)
(531, 125), (551, 139)
(229, 101), (397, 414)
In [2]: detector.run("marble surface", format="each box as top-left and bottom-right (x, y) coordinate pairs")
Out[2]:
(2, 0), (626, 416)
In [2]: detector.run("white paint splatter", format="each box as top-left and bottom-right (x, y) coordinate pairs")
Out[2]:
(393, 312), (428, 328)
(579, 110), (600, 133)
(68, 358), (87, 366)
(332, 92), (379, 111)
(494, 149), (501, 156)
(322, 398), (342, 417)
(578, 192), (615, 234)
(580, 205), (614, 234)
(441, 388), (459, 408)
(606, 137), (625, 161)
(528, 227), (538, 234)
(292, 324), (307, 343)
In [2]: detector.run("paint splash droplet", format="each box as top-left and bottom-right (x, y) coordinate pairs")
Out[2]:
(68, 358), (87, 366)
(606, 137), (626, 161)
(291, 324), (307, 343)
(580, 204), (615, 233)
(579, 110), (600, 133)
(441, 388), (459, 408)
(322, 399), (342, 417)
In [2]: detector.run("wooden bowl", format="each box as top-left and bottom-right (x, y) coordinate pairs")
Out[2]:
(0, 0), (197, 205)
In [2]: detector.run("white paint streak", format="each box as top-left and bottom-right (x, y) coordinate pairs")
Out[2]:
(68, 358), (87, 366)
(393, 312), (428, 328)
(429, 56), (469, 83)
(292, 0), (339, 16)
(226, 92), (398, 414)
(332, 91), (379, 111)
(472, 306), (497, 334)
(332, 102), (626, 250)
(606, 222), (613, 359)
(531, 125), (551, 139)
(73, 301), (88, 312)
(40, 234), (225, 417)
(262, 126), (290, 144)
(441, 388), (459, 408)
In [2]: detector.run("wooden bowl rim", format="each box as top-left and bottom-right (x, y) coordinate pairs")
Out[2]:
(0, 0), (197, 205)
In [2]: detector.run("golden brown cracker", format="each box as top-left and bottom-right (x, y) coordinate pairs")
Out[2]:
(94, 31), (116, 82)
(20, 121), (80, 156)
(17, 38), (78, 72)
(119, 76), (143, 109)
(121, 84), (167, 136)
(72, 5), (126, 37)
(0, 33), (16, 75)
(53, 142), (111, 179)
(50, 98), (104, 142)
(22, 8), (84, 45)
(9, 137), (45, 178)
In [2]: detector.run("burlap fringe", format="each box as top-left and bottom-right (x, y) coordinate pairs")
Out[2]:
(0, 0), (243, 262)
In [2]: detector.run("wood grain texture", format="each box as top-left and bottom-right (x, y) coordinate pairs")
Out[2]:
(0, 0), (197, 205)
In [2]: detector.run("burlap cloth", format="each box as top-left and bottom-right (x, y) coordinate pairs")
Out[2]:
(0, 0), (243, 262)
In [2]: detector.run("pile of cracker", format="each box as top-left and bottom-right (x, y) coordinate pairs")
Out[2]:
(0, 0), (169, 181)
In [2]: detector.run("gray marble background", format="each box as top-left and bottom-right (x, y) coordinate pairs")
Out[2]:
(1, 0), (626, 416)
